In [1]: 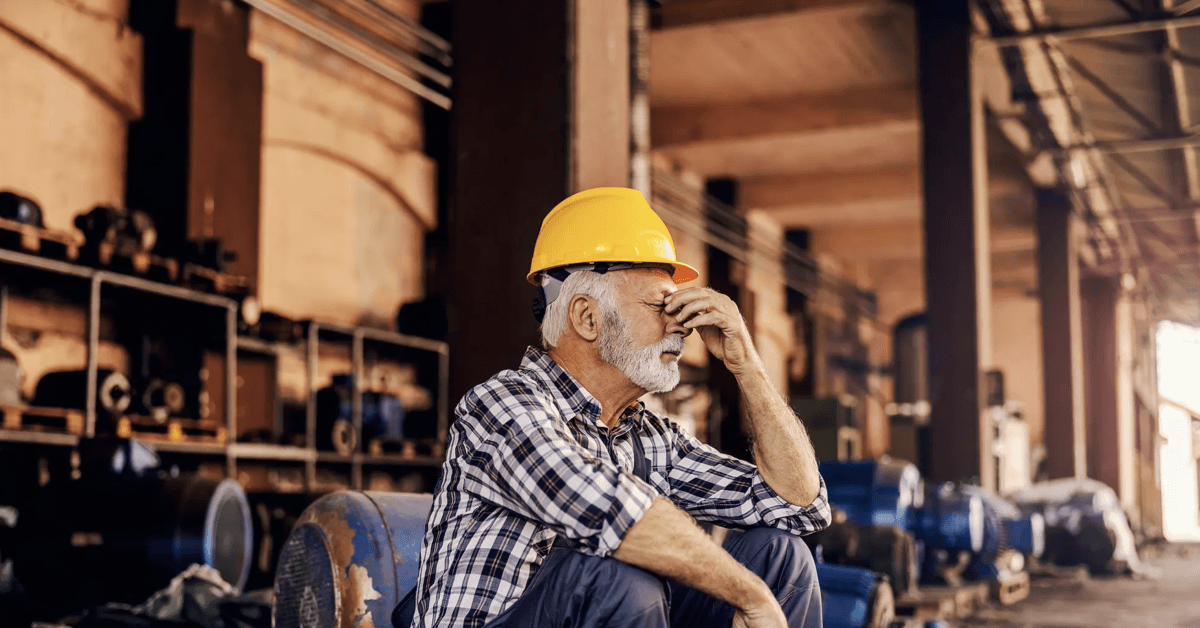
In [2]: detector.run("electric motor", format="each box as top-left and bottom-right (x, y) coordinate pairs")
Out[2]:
(273, 491), (432, 628)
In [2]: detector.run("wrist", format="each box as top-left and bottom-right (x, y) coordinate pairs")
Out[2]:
(730, 572), (775, 611)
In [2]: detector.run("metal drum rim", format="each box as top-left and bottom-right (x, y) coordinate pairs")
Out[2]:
(204, 478), (253, 590)
(276, 520), (343, 628)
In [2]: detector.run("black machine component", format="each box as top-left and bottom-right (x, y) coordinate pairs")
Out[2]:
(140, 378), (186, 422)
(10, 438), (252, 621)
(315, 375), (405, 455)
(185, 238), (237, 273)
(397, 296), (448, 341)
(74, 205), (158, 256)
(33, 369), (134, 417)
(0, 191), (44, 228)
(805, 506), (919, 599)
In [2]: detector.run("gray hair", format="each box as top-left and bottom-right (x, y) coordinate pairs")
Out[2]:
(539, 270), (620, 349)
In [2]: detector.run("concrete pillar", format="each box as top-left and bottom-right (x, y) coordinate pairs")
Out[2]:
(1083, 276), (1120, 490)
(1036, 188), (1087, 479)
(917, 0), (994, 486)
(1114, 289), (1137, 508)
(449, 0), (630, 399)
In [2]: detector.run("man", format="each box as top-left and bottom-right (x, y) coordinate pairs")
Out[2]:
(405, 188), (831, 628)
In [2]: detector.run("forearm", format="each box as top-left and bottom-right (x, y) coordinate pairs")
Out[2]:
(736, 364), (821, 507)
(612, 496), (773, 611)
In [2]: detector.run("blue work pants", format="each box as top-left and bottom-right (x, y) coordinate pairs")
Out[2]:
(482, 526), (822, 628)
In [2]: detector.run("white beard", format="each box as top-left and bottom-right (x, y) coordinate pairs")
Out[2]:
(598, 310), (684, 394)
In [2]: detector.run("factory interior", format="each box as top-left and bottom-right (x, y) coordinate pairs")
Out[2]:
(2, 0), (1200, 627)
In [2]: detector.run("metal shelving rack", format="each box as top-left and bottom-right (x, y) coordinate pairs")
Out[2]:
(0, 246), (450, 491)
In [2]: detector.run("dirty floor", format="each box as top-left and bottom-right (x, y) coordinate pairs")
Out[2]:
(963, 545), (1200, 628)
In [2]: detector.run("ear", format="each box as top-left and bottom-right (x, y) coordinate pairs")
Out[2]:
(567, 294), (601, 342)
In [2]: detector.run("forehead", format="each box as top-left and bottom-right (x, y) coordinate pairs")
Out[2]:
(616, 268), (676, 299)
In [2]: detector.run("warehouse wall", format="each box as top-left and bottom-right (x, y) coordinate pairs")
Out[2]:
(249, 6), (436, 328)
(0, 0), (142, 230)
(992, 292), (1044, 447)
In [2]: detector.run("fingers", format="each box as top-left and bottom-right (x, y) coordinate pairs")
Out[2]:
(664, 287), (723, 314)
(673, 298), (716, 324)
(682, 311), (726, 330)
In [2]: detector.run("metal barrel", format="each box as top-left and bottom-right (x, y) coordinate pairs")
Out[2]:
(274, 491), (433, 628)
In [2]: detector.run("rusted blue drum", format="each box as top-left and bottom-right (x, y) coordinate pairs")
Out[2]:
(274, 491), (433, 628)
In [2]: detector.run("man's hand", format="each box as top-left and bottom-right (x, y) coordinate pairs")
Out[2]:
(733, 594), (790, 628)
(664, 287), (760, 375)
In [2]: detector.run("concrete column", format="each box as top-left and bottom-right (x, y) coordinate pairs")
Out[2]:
(917, 0), (994, 486)
(1036, 188), (1087, 479)
(1083, 276), (1120, 490)
(449, 0), (630, 399)
(1114, 289), (1137, 507)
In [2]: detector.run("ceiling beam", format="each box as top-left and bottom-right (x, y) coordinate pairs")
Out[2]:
(651, 0), (896, 29)
(988, 13), (1200, 46)
(740, 164), (1027, 210)
(741, 165), (918, 209)
(651, 85), (917, 149)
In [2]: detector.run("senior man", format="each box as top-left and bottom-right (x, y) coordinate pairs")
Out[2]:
(403, 188), (831, 628)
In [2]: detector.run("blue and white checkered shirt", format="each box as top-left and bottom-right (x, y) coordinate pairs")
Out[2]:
(412, 347), (831, 628)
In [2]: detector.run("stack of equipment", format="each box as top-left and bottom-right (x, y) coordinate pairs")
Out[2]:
(10, 439), (252, 619)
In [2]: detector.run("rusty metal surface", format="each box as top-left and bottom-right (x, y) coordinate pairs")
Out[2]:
(276, 490), (433, 628)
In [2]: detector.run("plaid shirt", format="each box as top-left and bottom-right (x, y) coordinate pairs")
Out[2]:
(412, 347), (831, 628)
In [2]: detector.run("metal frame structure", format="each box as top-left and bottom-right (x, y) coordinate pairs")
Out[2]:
(981, 0), (1200, 323)
(0, 247), (449, 492)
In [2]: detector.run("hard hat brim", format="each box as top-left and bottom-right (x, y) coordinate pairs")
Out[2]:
(527, 259), (699, 286)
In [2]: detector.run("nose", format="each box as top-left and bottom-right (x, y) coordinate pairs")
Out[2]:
(664, 314), (692, 338)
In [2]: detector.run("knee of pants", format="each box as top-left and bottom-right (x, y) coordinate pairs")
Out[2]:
(733, 527), (818, 589)
(582, 554), (670, 615)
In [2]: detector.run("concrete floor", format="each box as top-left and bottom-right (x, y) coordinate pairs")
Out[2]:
(962, 545), (1200, 628)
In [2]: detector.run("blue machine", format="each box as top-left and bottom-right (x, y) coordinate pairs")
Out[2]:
(815, 563), (890, 628)
(819, 459), (982, 554)
(820, 459), (1045, 584)
(819, 459), (925, 529)
(315, 375), (406, 452)
(274, 491), (432, 628)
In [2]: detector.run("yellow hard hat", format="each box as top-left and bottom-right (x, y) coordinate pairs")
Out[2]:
(527, 187), (699, 285)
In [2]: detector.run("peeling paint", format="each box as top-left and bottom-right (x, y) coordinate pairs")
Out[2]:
(343, 563), (382, 628)
(303, 507), (357, 570)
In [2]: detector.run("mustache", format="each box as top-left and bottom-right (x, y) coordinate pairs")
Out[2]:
(653, 335), (685, 355)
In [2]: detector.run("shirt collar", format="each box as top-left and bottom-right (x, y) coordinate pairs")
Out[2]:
(520, 346), (646, 429)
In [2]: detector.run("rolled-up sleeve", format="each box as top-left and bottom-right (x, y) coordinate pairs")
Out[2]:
(666, 429), (832, 535)
(455, 376), (658, 556)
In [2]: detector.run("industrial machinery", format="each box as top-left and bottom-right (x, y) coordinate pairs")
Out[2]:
(0, 191), (44, 227)
(889, 314), (1032, 493)
(819, 459), (982, 583)
(959, 485), (1045, 580)
(315, 375), (405, 454)
(819, 459), (1045, 587)
(10, 438), (253, 619)
(74, 205), (158, 258)
(815, 563), (895, 628)
(274, 491), (432, 628)
(33, 368), (134, 417)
